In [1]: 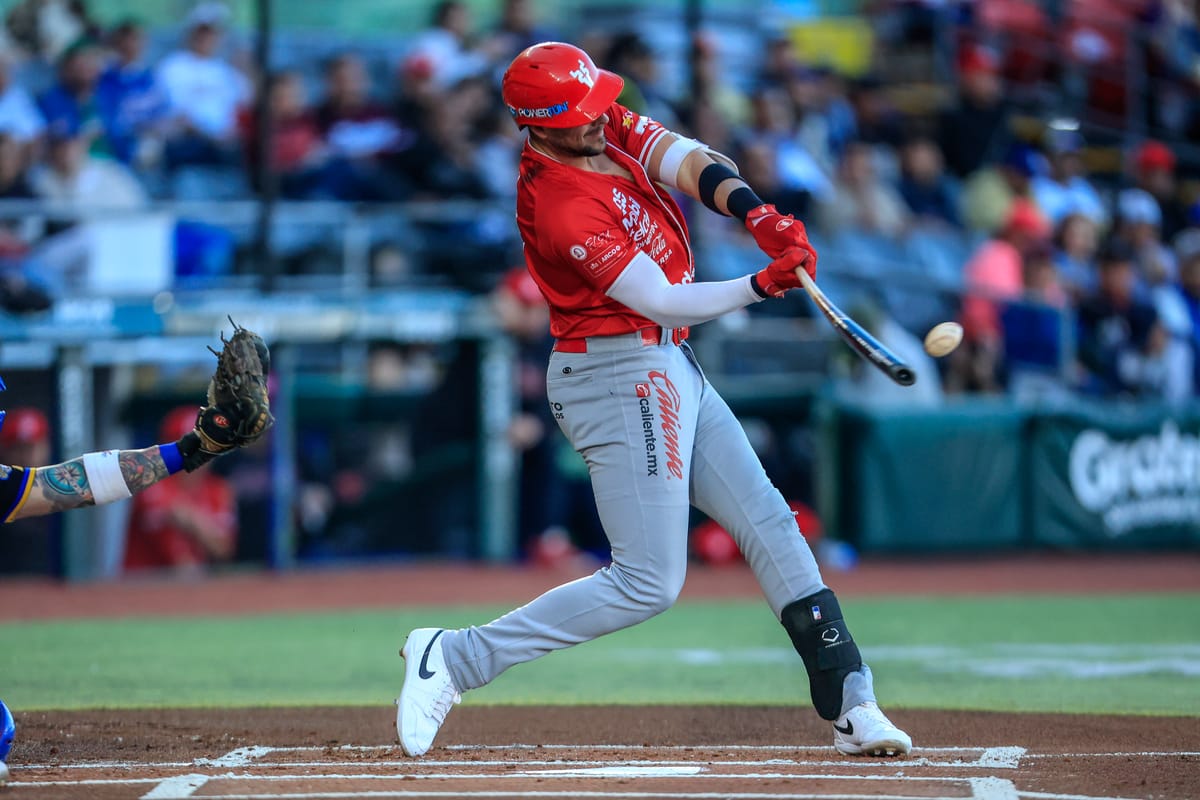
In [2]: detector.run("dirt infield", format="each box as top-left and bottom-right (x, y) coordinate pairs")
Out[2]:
(2, 552), (1198, 621)
(2, 554), (1198, 798)
(6, 706), (1199, 799)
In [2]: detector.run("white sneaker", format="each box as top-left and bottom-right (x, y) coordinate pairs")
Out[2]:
(396, 628), (461, 757)
(832, 701), (912, 756)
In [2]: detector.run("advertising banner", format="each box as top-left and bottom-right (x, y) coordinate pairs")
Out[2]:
(1030, 409), (1200, 548)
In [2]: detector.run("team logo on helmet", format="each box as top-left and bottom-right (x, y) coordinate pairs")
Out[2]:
(569, 59), (594, 88)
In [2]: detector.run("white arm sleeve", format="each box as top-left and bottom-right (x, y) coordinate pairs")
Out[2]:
(606, 251), (764, 329)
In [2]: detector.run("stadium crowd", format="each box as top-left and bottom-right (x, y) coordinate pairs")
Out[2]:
(0, 0), (1196, 412)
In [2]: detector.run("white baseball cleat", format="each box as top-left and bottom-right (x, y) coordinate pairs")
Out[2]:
(832, 701), (912, 756)
(0, 760), (9, 785)
(396, 628), (461, 757)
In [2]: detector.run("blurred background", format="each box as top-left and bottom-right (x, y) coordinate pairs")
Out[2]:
(0, 0), (1196, 582)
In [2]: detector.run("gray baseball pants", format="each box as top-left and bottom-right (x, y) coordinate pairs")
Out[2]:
(439, 329), (876, 716)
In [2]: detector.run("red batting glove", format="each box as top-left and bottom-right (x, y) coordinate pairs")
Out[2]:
(745, 205), (817, 276)
(753, 247), (811, 298)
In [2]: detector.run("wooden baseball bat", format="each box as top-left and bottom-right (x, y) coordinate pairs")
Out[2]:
(796, 269), (916, 387)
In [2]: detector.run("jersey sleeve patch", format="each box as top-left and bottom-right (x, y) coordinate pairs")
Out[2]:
(604, 101), (663, 159)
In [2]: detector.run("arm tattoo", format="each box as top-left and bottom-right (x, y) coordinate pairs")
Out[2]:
(119, 449), (169, 494)
(23, 448), (169, 517)
(34, 460), (95, 511)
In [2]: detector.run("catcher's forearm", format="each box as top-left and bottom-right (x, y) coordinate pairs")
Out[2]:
(12, 446), (171, 520)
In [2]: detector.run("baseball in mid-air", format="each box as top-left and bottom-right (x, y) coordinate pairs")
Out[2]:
(923, 321), (963, 358)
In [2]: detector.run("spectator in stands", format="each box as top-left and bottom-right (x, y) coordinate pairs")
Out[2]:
(818, 139), (911, 239)
(1061, 0), (1154, 122)
(604, 31), (680, 129)
(1115, 187), (1194, 389)
(5, 0), (101, 63)
(739, 84), (836, 212)
(961, 141), (1040, 235)
(402, 74), (491, 201)
(123, 405), (238, 575)
(241, 70), (327, 200)
(1076, 237), (1189, 402)
(758, 32), (803, 89)
(936, 43), (1012, 179)
(1001, 238), (1072, 401)
(0, 132), (34, 199)
(37, 37), (111, 157)
(846, 73), (906, 155)
(156, 2), (249, 171)
(1147, 1), (1200, 139)
(30, 126), (145, 208)
(1172, 201), (1200, 266)
(783, 65), (843, 176)
(95, 18), (168, 169)
(314, 53), (414, 202)
(1129, 140), (1188, 239)
(1115, 187), (1178, 293)
(0, 51), (45, 148)
(1053, 212), (1101, 300)
(897, 135), (960, 229)
(951, 198), (1051, 393)
(483, 0), (560, 66)
(1178, 245), (1200, 393)
(473, 102), (523, 202)
(1031, 127), (1107, 228)
(405, 0), (490, 93)
(679, 32), (750, 157)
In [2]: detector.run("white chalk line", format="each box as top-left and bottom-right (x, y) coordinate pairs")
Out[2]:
(14, 744), (1024, 773)
(971, 776), (1019, 800)
(141, 773), (209, 799)
(185, 793), (959, 800)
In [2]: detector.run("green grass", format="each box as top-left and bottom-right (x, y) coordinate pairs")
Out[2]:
(2, 594), (1198, 715)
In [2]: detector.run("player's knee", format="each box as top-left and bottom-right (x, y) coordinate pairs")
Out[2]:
(780, 588), (862, 720)
(611, 563), (684, 616)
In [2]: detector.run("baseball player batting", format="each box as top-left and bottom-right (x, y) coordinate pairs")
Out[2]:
(396, 41), (911, 758)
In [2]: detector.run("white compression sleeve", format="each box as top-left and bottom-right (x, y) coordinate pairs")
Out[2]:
(81, 450), (133, 505)
(605, 251), (763, 329)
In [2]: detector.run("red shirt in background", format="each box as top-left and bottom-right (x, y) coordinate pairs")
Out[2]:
(123, 474), (236, 571)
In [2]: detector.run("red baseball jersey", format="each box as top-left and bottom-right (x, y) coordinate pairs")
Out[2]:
(515, 102), (694, 339)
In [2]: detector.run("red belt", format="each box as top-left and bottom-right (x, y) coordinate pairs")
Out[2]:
(553, 326), (689, 353)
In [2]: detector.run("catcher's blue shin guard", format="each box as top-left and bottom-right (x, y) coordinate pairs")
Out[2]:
(781, 589), (863, 721)
(0, 698), (15, 761)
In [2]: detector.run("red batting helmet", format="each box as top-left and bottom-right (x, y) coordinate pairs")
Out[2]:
(502, 41), (624, 129)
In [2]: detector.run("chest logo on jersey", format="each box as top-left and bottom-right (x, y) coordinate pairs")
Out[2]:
(570, 245), (587, 260)
(611, 189), (672, 266)
(0, 465), (11, 480)
(570, 60), (595, 88)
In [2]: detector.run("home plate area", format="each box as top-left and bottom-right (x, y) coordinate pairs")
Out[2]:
(13, 742), (1171, 800)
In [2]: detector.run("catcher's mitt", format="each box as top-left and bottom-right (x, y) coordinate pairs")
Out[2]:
(177, 319), (274, 472)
